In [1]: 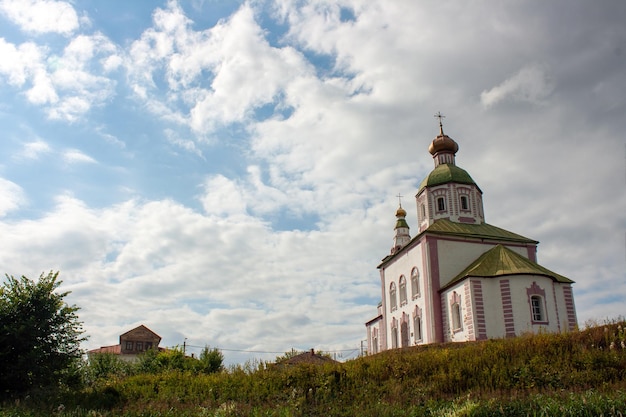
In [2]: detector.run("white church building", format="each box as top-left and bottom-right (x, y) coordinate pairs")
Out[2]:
(365, 118), (577, 354)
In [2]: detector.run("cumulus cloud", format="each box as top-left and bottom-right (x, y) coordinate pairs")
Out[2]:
(480, 64), (554, 107)
(0, 33), (119, 121)
(0, 0), (80, 35)
(1, 0), (625, 362)
(0, 178), (25, 216)
(126, 2), (312, 135)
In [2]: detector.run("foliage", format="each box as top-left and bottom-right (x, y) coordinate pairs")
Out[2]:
(4, 319), (626, 415)
(0, 271), (85, 397)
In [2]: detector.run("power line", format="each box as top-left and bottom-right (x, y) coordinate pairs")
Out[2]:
(182, 343), (361, 355)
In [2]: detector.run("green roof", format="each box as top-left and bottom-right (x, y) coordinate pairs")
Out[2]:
(425, 219), (538, 244)
(442, 244), (573, 290)
(378, 219), (538, 268)
(418, 163), (477, 192)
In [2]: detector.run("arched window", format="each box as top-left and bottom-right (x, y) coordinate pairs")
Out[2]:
(460, 195), (469, 211)
(411, 267), (420, 298)
(420, 204), (426, 220)
(530, 295), (545, 322)
(391, 318), (398, 349)
(413, 314), (422, 342)
(527, 282), (548, 324)
(389, 282), (397, 311)
(451, 303), (462, 331)
(399, 276), (407, 306)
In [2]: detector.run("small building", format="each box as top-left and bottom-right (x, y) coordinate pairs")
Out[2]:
(277, 349), (338, 366)
(88, 324), (163, 362)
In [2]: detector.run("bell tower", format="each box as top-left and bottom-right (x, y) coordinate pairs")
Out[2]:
(416, 114), (485, 232)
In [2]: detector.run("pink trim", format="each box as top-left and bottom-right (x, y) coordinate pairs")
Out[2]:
(552, 282), (561, 332)
(500, 279), (516, 337)
(426, 236), (444, 342)
(563, 285), (577, 330)
(458, 217), (476, 223)
(379, 268), (388, 350)
(527, 246), (537, 262)
(471, 280), (487, 340)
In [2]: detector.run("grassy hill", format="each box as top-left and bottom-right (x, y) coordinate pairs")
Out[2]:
(3, 319), (626, 416)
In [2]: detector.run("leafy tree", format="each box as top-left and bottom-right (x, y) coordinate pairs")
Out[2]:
(136, 345), (224, 374)
(0, 271), (85, 396)
(196, 346), (224, 374)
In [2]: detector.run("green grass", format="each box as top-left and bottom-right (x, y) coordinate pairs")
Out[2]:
(3, 320), (626, 416)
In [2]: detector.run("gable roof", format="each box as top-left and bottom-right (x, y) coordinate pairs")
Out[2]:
(120, 325), (161, 341)
(441, 244), (574, 291)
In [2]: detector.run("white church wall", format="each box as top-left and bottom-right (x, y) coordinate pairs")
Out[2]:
(508, 276), (561, 335)
(480, 278), (508, 339)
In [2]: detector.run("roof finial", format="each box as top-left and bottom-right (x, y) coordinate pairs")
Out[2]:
(434, 111), (445, 135)
(396, 193), (403, 208)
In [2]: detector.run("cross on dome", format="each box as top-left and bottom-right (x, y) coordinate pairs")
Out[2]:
(434, 112), (445, 135)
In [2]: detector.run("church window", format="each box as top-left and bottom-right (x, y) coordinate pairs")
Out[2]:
(437, 197), (446, 212)
(391, 318), (399, 349)
(420, 204), (426, 220)
(460, 195), (469, 211)
(451, 303), (461, 331)
(527, 282), (548, 324)
(414, 314), (423, 342)
(530, 295), (546, 323)
(411, 267), (420, 298)
(389, 282), (397, 311)
(399, 276), (407, 306)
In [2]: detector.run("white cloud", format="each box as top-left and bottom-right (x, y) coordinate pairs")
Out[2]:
(480, 64), (554, 107)
(0, 177), (25, 216)
(62, 149), (96, 164)
(0, 33), (119, 121)
(16, 139), (51, 159)
(126, 2), (313, 135)
(1, 0), (625, 363)
(0, 39), (45, 87)
(0, 0), (80, 35)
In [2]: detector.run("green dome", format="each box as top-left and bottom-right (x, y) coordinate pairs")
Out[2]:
(418, 163), (477, 192)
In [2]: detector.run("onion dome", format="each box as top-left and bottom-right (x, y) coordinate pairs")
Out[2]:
(428, 133), (459, 155)
(418, 164), (477, 192)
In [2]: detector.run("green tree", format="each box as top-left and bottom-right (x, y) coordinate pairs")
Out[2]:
(0, 271), (85, 396)
(196, 346), (224, 374)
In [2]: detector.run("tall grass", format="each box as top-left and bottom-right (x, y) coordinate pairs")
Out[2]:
(3, 320), (626, 416)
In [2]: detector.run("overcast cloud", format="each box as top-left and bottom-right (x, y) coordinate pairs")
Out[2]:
(0, 0), (624, 364)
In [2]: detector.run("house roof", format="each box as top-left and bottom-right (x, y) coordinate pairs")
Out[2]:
(441, 244), (574, 291)
(278, 349), (338, 366)
(87, 344), (121, 355)
(120, 324), (161, 341)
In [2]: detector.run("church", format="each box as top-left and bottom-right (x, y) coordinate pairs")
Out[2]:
(365, 117), (577, 354)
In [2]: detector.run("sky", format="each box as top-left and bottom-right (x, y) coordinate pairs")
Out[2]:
(0, 0), (625, 365)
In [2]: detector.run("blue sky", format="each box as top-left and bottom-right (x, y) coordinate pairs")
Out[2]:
(1, 0), (625, 364)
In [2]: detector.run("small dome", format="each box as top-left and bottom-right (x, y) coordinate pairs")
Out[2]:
(396, 206), (407, 218)
(428, 134), (459, 155)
